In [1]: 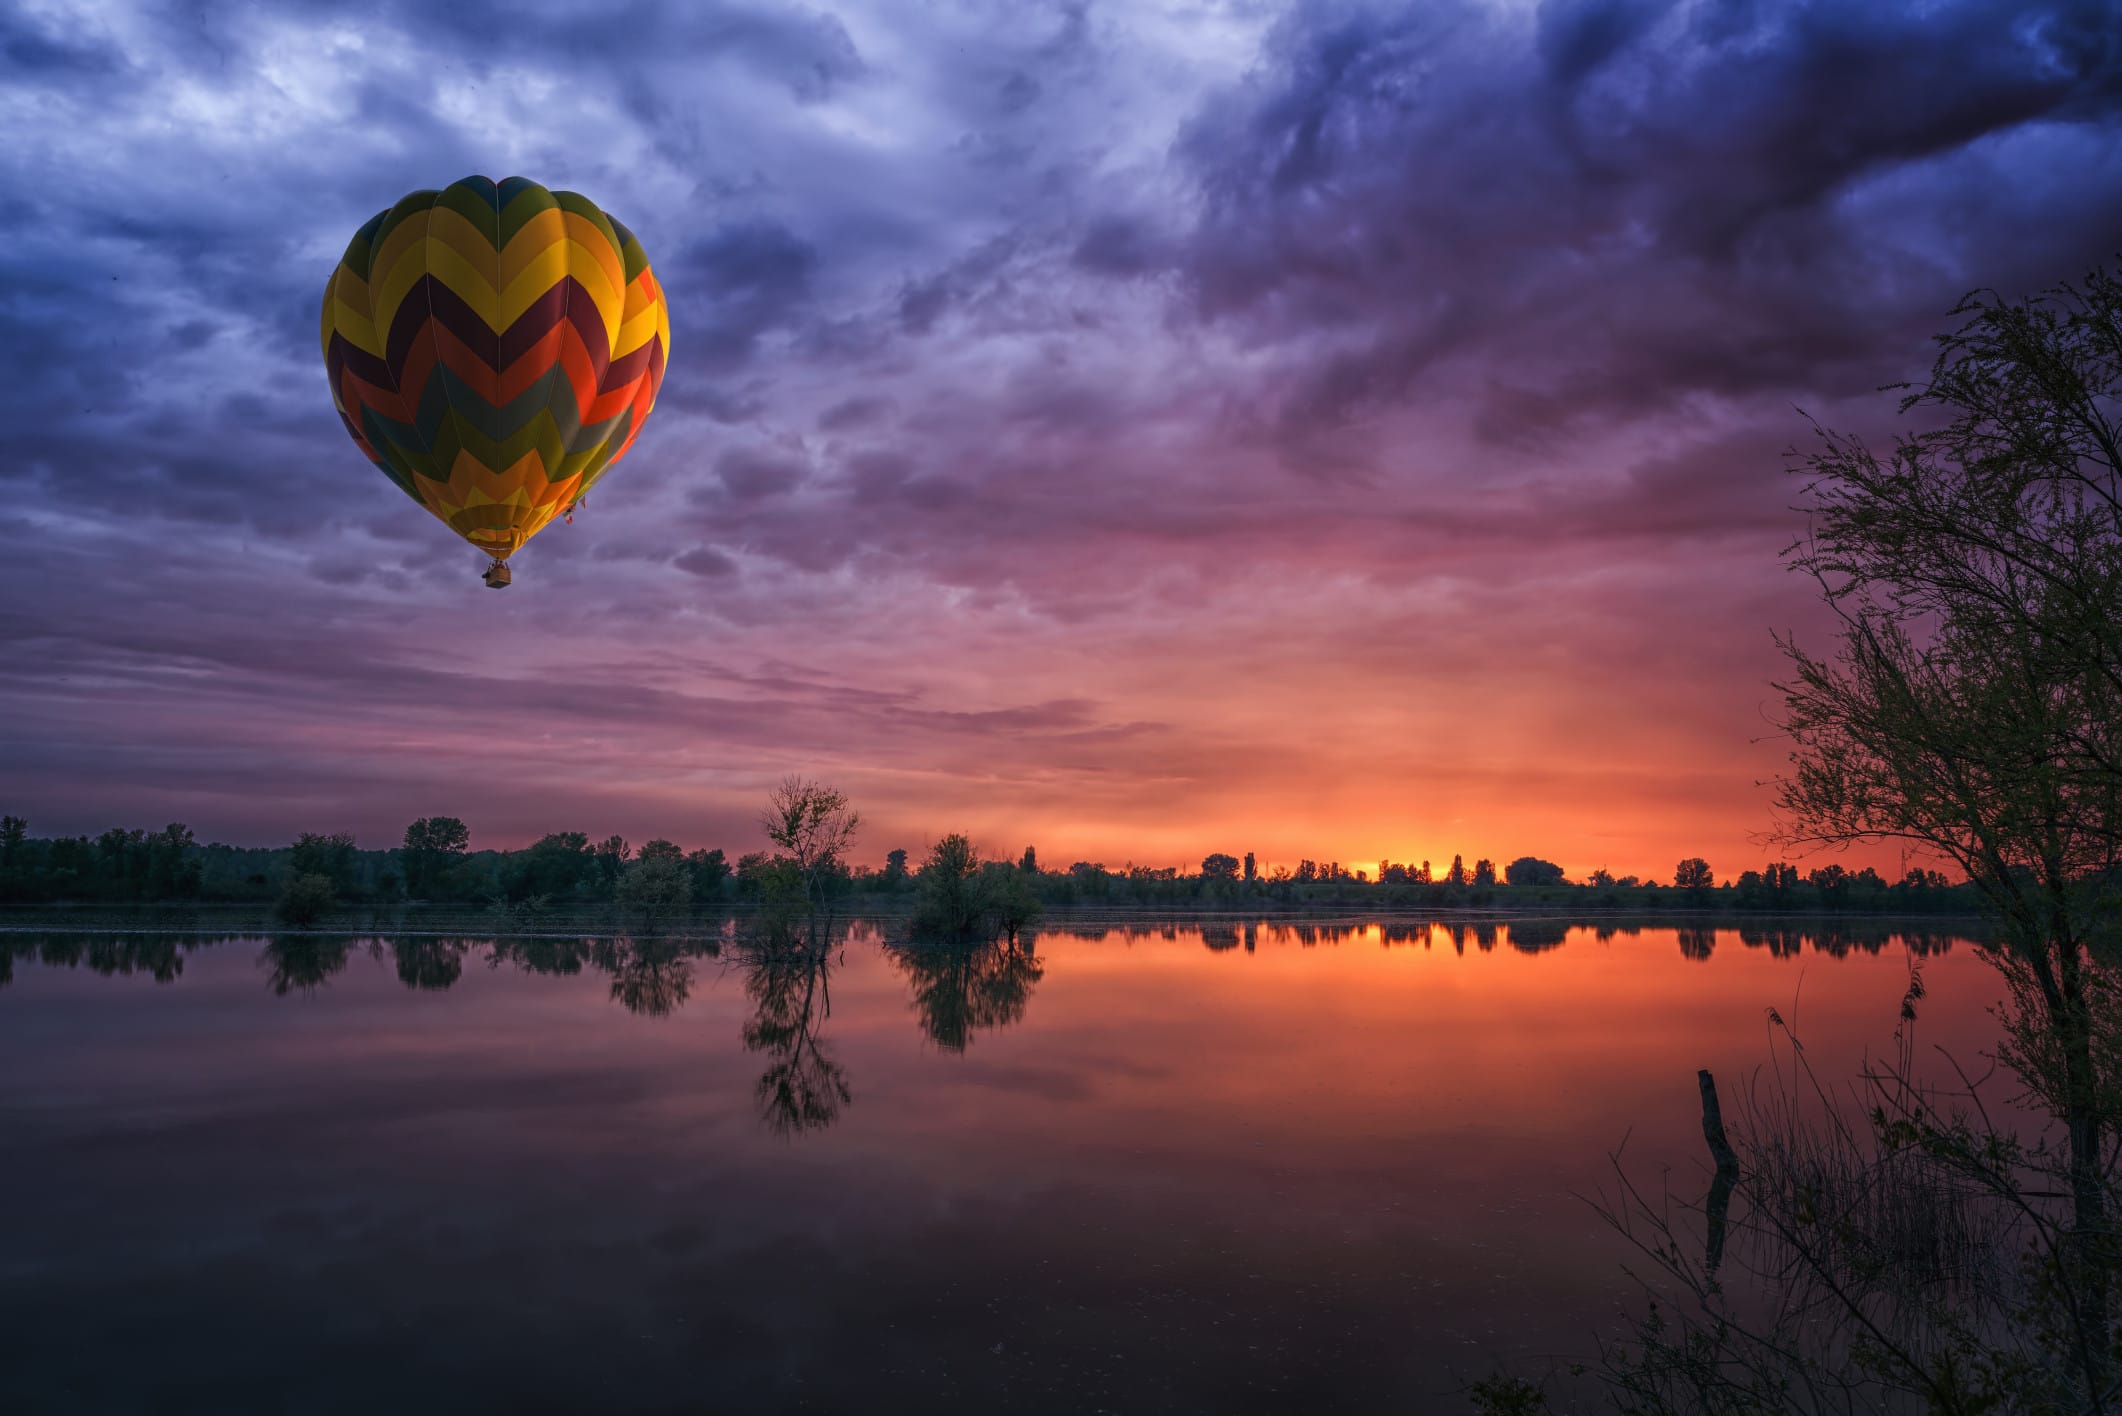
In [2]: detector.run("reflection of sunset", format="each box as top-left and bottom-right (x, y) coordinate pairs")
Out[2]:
(0, 919), (2004, 1408)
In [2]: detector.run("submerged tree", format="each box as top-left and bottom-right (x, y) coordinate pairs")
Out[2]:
(909, 834), (1041, 943)
(617, 840), (692, 928)
(761, 777), (859, 913)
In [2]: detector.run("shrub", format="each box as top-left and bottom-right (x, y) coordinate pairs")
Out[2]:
(274, 872), (336, 928)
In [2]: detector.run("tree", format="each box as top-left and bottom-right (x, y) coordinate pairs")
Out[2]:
(637, 838), (684, 866)
(593, 834), (631, 899)
(1200, 852), (1240, 882)
(146, 823), (200, 898)
(510, 831), (592, 900)
(400, 816), (469, 899)
(1020, 844), (1038, 874)
(1471, 858), (1497, 888)
(1673, 857), (1713, 891)
(760, 777), (859, 911)
(1447, 854), (1468, 887)
(618, 848), (692, 925)
(1598, 267), (2122, 1406)
(1243, 851), (1256, 881)
(909, 835), (1041, 943)
(1503, 856), (1564, 887)
(0, 815), (24, 900)
(912, 834), (982, 939)
(275, 873), (336, 928)
(686, 847), (730, 898)
(881, 848), (909, 888)
(288, 832), (358, 897)
(1294, 859), (1319, 883)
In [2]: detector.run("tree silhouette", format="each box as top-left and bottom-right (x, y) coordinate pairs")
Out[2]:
(399, 816), (469, 898)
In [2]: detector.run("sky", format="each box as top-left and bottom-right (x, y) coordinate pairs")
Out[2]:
(4, 0), (2121, 881)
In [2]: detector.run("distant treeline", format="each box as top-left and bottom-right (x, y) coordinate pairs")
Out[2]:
(0, 814), (1980, 916)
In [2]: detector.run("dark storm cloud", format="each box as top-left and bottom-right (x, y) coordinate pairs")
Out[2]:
(1177, 0), (2122, 445)
(672, 220), (822, 370)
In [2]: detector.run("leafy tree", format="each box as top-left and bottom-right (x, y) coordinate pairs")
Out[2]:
(1020, 844), (1038, 874)
(760, 777), (859, 911)
(288, 832), (358, 897)
(1201, 852), (1240, 882)
(618, 849), (692, 925)
(0, 815), (27, 900)
(593, 835), (631, 899)
(636, 838), (684, 866)
(1673, 857), (1714, 891)
(913, 834), (982, 939)
(146, 823), (200, 898)
(909, 835), (1042, 943)
(686, 847), (730, 898)
(881, 848), (909, 888)
(1472, 857), (1497, 888)
(274, 873), (336, 928)
(510, 831), (593, 900)
(1503, 856), (1563, 887)
(1447, 854), (1468, 887)
(1294, 859), (1319, 883)
(1594, 267), (2122, 1406)
(400, 816), (469, 899)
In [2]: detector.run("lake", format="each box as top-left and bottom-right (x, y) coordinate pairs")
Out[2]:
(0, 915), (2005, 1413)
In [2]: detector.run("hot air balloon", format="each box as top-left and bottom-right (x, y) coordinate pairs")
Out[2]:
(320, 176), (670, 587)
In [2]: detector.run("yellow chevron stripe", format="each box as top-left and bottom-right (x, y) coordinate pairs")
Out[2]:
(426, 205), (501, 289)
(497, 242), (572, 328)
(497, 207), (567, 287)
(561, 211), (626, 309)
(371, 215), (440, 348)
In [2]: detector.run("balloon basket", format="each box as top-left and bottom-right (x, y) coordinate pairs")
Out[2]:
(482, 559), (513, 589)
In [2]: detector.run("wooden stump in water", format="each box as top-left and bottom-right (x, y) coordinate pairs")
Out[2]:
(1699, 1068), (1741, 1280)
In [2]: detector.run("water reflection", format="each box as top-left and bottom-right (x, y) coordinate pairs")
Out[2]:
(887, 934), (1045, 1053)
(0, 915), (1971, 1005)
(729, 924), (849, 1135)
(0, 912), (2006, 1412)
(596, 937), (699, 1018)
(259, 934), (353, 996)
(488, 934), (592, 978)
(0, 931), (193, 985)
(390, 937), (469, 992)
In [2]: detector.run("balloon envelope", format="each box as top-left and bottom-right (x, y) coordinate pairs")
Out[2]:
(320, 175), (670, 563)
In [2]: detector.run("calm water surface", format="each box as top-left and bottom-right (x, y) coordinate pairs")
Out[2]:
(0, 916), (2002, 1414)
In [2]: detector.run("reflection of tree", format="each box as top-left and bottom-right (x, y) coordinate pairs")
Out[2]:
(259, 935), (353, 996)
(596, 936), (697, 1018)
(13, 933), (189, 983)
(1506, 920), (1569, 953)
(731, 930), (848, 1136)
(889, 936), (1045, 1053)
(488, 935), (593, 978)
(389, 937), (467, 991)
